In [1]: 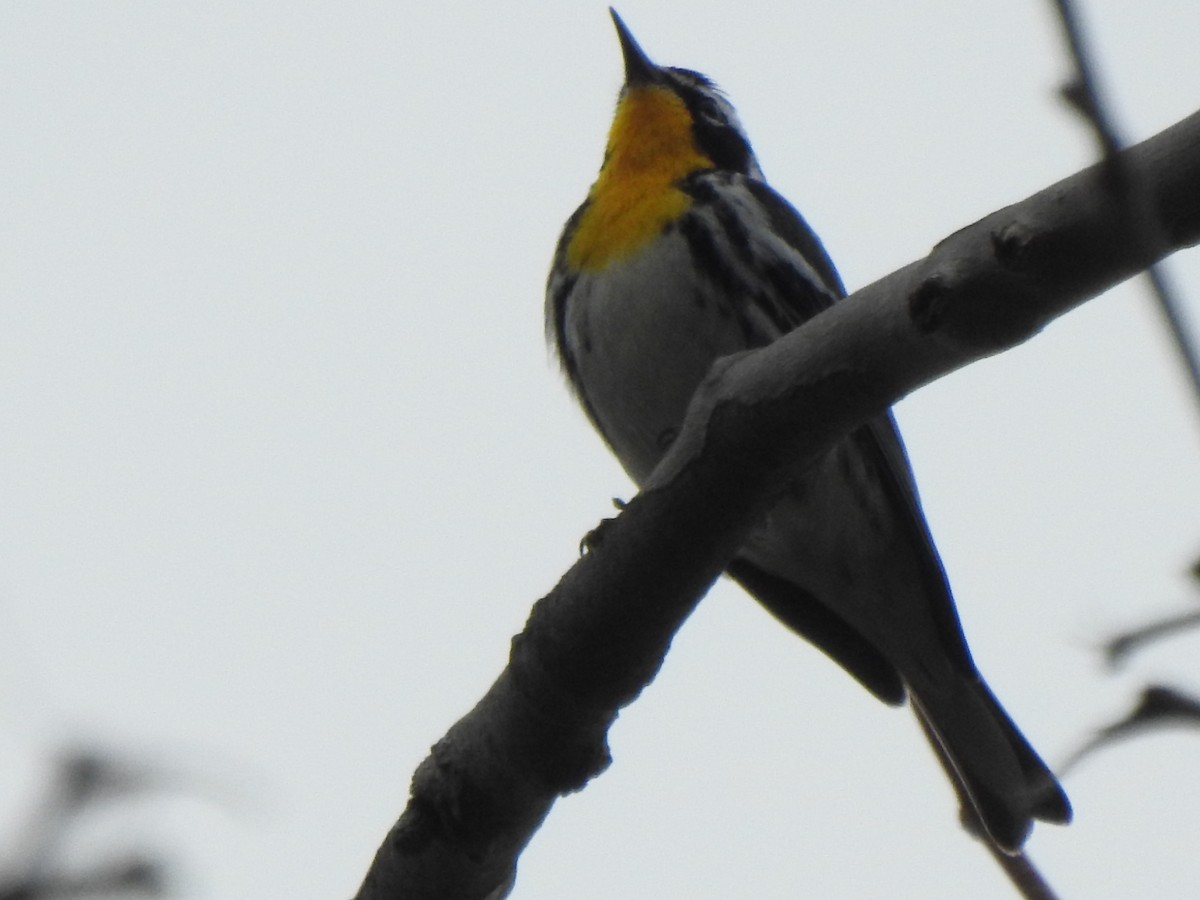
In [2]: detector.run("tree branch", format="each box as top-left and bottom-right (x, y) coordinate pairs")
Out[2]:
(354, 108), (1200, 900)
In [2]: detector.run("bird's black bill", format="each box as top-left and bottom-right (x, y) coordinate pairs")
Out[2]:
(609, 8), (659, 86)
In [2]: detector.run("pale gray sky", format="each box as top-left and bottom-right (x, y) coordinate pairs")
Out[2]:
(2, 2), (1199, 897)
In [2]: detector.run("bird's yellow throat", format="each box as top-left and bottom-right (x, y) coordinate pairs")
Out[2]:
(566, 85), (713, 272)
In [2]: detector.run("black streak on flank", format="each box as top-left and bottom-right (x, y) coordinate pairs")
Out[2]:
(731, 301), (760, 347)
(760, 260), (832, 329)
(680, 175), (719, 204)
(679, 210), (744, 297)
(714, 200), (753, 264)
(744, 180), (844, 297)
(549, 199), (590, 369)
(750, 288), (797, 339)
(551, 271), (579, 351)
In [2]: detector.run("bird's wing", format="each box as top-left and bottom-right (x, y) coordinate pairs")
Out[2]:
(854, 415), (975, 674)
(726, 557), (907, 703)
(725, 174), (976, 689)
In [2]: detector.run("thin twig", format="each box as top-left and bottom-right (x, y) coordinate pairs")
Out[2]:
(982, 845), (1062, 900)
(1060, 684), (1200, 773)
(1051, 0), (1200, 423)
(1103, 608), (1200, 668)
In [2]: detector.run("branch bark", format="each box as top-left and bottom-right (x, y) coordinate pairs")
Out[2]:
(354, 108), (1200, 900)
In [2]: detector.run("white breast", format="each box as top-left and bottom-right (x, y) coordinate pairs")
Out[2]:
(562, 230), (751, 484)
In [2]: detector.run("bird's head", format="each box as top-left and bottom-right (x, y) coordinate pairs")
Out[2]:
(601, 9), (763, 182)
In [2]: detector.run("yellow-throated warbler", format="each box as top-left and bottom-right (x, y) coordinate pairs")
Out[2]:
(545, 10), (1070, 851)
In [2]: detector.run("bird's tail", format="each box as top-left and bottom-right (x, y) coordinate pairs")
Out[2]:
(910, 673), (1071, 852)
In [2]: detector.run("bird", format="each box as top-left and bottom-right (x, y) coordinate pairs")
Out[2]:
(545, 9), (1071, 852)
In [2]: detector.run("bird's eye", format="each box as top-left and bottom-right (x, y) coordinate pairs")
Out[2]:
(696, 95), (722, 122)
